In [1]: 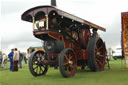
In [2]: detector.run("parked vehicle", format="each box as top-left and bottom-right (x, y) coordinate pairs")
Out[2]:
(113, 55), (124, 60)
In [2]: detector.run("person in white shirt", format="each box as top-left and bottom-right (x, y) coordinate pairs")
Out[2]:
(26, 49), (30, 60)
(26, 49), (33, 61)
(12, 48), (19, 71)
(2, 54), (8, 68)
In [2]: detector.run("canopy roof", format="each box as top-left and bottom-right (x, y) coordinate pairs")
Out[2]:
(22, 5), (106, 32)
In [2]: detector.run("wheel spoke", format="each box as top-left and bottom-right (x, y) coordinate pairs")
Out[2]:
(39, 66), (44, 74)
(42, 65), (45, 68)
(98, 54), (104, 58)
(96, 40), (101, 47)
(69, 64), (73, 70)
(33, 57), (36, 61)
(69, 54), (72, 60)
(66, 65), (70, 73)
(35, 66), (39, 73)
(96, 54), (104, 58)
(97, 44), (104, 51)
(39, 66), (41, 74)
(33, 65), (38, 70)
(96, 59), (103, 66)
(64, 55), (69, 61)
(36, 54), (39, 57)
(39, 53), (43, 58)
(64, 62), (69, 66)
(33, 60), (38, 65)
(33, 56), (37, 61)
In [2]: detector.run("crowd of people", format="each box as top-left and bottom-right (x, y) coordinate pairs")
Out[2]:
(0, 48), (32, 72)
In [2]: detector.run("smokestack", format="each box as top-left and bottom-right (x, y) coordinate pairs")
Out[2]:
(51, 0), (56, 6)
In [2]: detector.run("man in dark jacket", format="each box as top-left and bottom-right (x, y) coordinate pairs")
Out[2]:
(19, 52), (23, 68)
(0, 54), (2, 68)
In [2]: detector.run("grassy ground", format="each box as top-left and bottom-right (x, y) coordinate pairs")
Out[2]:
(0, 60), (128, 85)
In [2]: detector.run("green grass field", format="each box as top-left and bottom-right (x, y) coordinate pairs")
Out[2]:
(0, 60), (128, 85)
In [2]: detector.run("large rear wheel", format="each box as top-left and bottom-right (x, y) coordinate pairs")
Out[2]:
(59, 48), (77, 78)
(29, 50), (48, 76)
(87, 32), (107, 71)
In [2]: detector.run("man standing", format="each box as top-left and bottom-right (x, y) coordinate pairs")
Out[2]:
(26, 49), (31, 61)
(23, 53), (27, 64)
(0, 54), (3, 68)
(8, 49), (14, 71)
(18, 52), (23, 68)
(12, 48), (19, 71)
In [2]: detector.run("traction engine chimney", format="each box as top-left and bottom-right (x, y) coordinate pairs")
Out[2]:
(51, 0), (56, 6)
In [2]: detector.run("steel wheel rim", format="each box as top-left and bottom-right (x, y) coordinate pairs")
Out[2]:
(32, 52), (48, 75)
(95, 39), (106, 70)
(64, 50), (77, 77)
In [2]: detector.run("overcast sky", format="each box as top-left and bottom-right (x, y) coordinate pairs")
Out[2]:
(0, 0), (128, 54)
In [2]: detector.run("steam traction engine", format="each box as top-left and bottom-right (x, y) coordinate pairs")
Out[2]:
(21, 2), (107, 78)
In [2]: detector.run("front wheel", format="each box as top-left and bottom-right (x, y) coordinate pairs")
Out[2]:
(29, 50), (48, 76)
(59, 48), (77, 78)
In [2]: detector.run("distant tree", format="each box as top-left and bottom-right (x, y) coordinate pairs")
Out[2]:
(112, 50), (115, 54)
(0, 51), (2, 55)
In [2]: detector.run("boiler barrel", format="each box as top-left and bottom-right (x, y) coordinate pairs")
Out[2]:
(79, 29), (91, 49)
